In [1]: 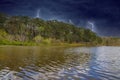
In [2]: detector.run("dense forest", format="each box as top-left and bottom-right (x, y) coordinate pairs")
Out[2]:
(0, 13), (102, 45)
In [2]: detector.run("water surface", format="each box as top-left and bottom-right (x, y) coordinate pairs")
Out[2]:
(0, 46), (120, 80)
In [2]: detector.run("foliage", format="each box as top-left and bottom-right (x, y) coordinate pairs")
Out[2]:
(101, 37), (120, 46)
(0, 13), (102, 45)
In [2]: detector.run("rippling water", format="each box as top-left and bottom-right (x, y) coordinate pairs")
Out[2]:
(0, 46), (120, 80)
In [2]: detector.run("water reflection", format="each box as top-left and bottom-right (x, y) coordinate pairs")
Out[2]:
(0, 46), (90, 80)
(0, 46), (120, 80)
(89, 46), (120, 80)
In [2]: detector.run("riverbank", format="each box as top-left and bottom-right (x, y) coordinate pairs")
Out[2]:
(1, 37), (120, 47)
(0, 40), (102, 47)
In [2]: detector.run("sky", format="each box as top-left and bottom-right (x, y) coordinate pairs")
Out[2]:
(0, 0), (120, 37)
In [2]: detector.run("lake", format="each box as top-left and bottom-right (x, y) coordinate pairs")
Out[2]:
(0, 46), (120, 80)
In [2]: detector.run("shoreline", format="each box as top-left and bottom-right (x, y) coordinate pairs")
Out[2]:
(0, 42), (118, 47)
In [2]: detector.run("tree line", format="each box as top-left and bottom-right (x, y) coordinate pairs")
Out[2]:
(0, 13), (102, 45)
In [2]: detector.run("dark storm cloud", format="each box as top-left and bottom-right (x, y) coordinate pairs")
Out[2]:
(0, 0), (120, 36)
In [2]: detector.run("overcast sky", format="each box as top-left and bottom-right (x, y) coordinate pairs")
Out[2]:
(0, 0), (120, 37)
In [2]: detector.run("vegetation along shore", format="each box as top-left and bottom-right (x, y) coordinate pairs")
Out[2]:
(0, 13), (119, 46)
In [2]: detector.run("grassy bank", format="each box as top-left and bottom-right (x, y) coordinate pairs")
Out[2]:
(0, 39), (102, 47)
